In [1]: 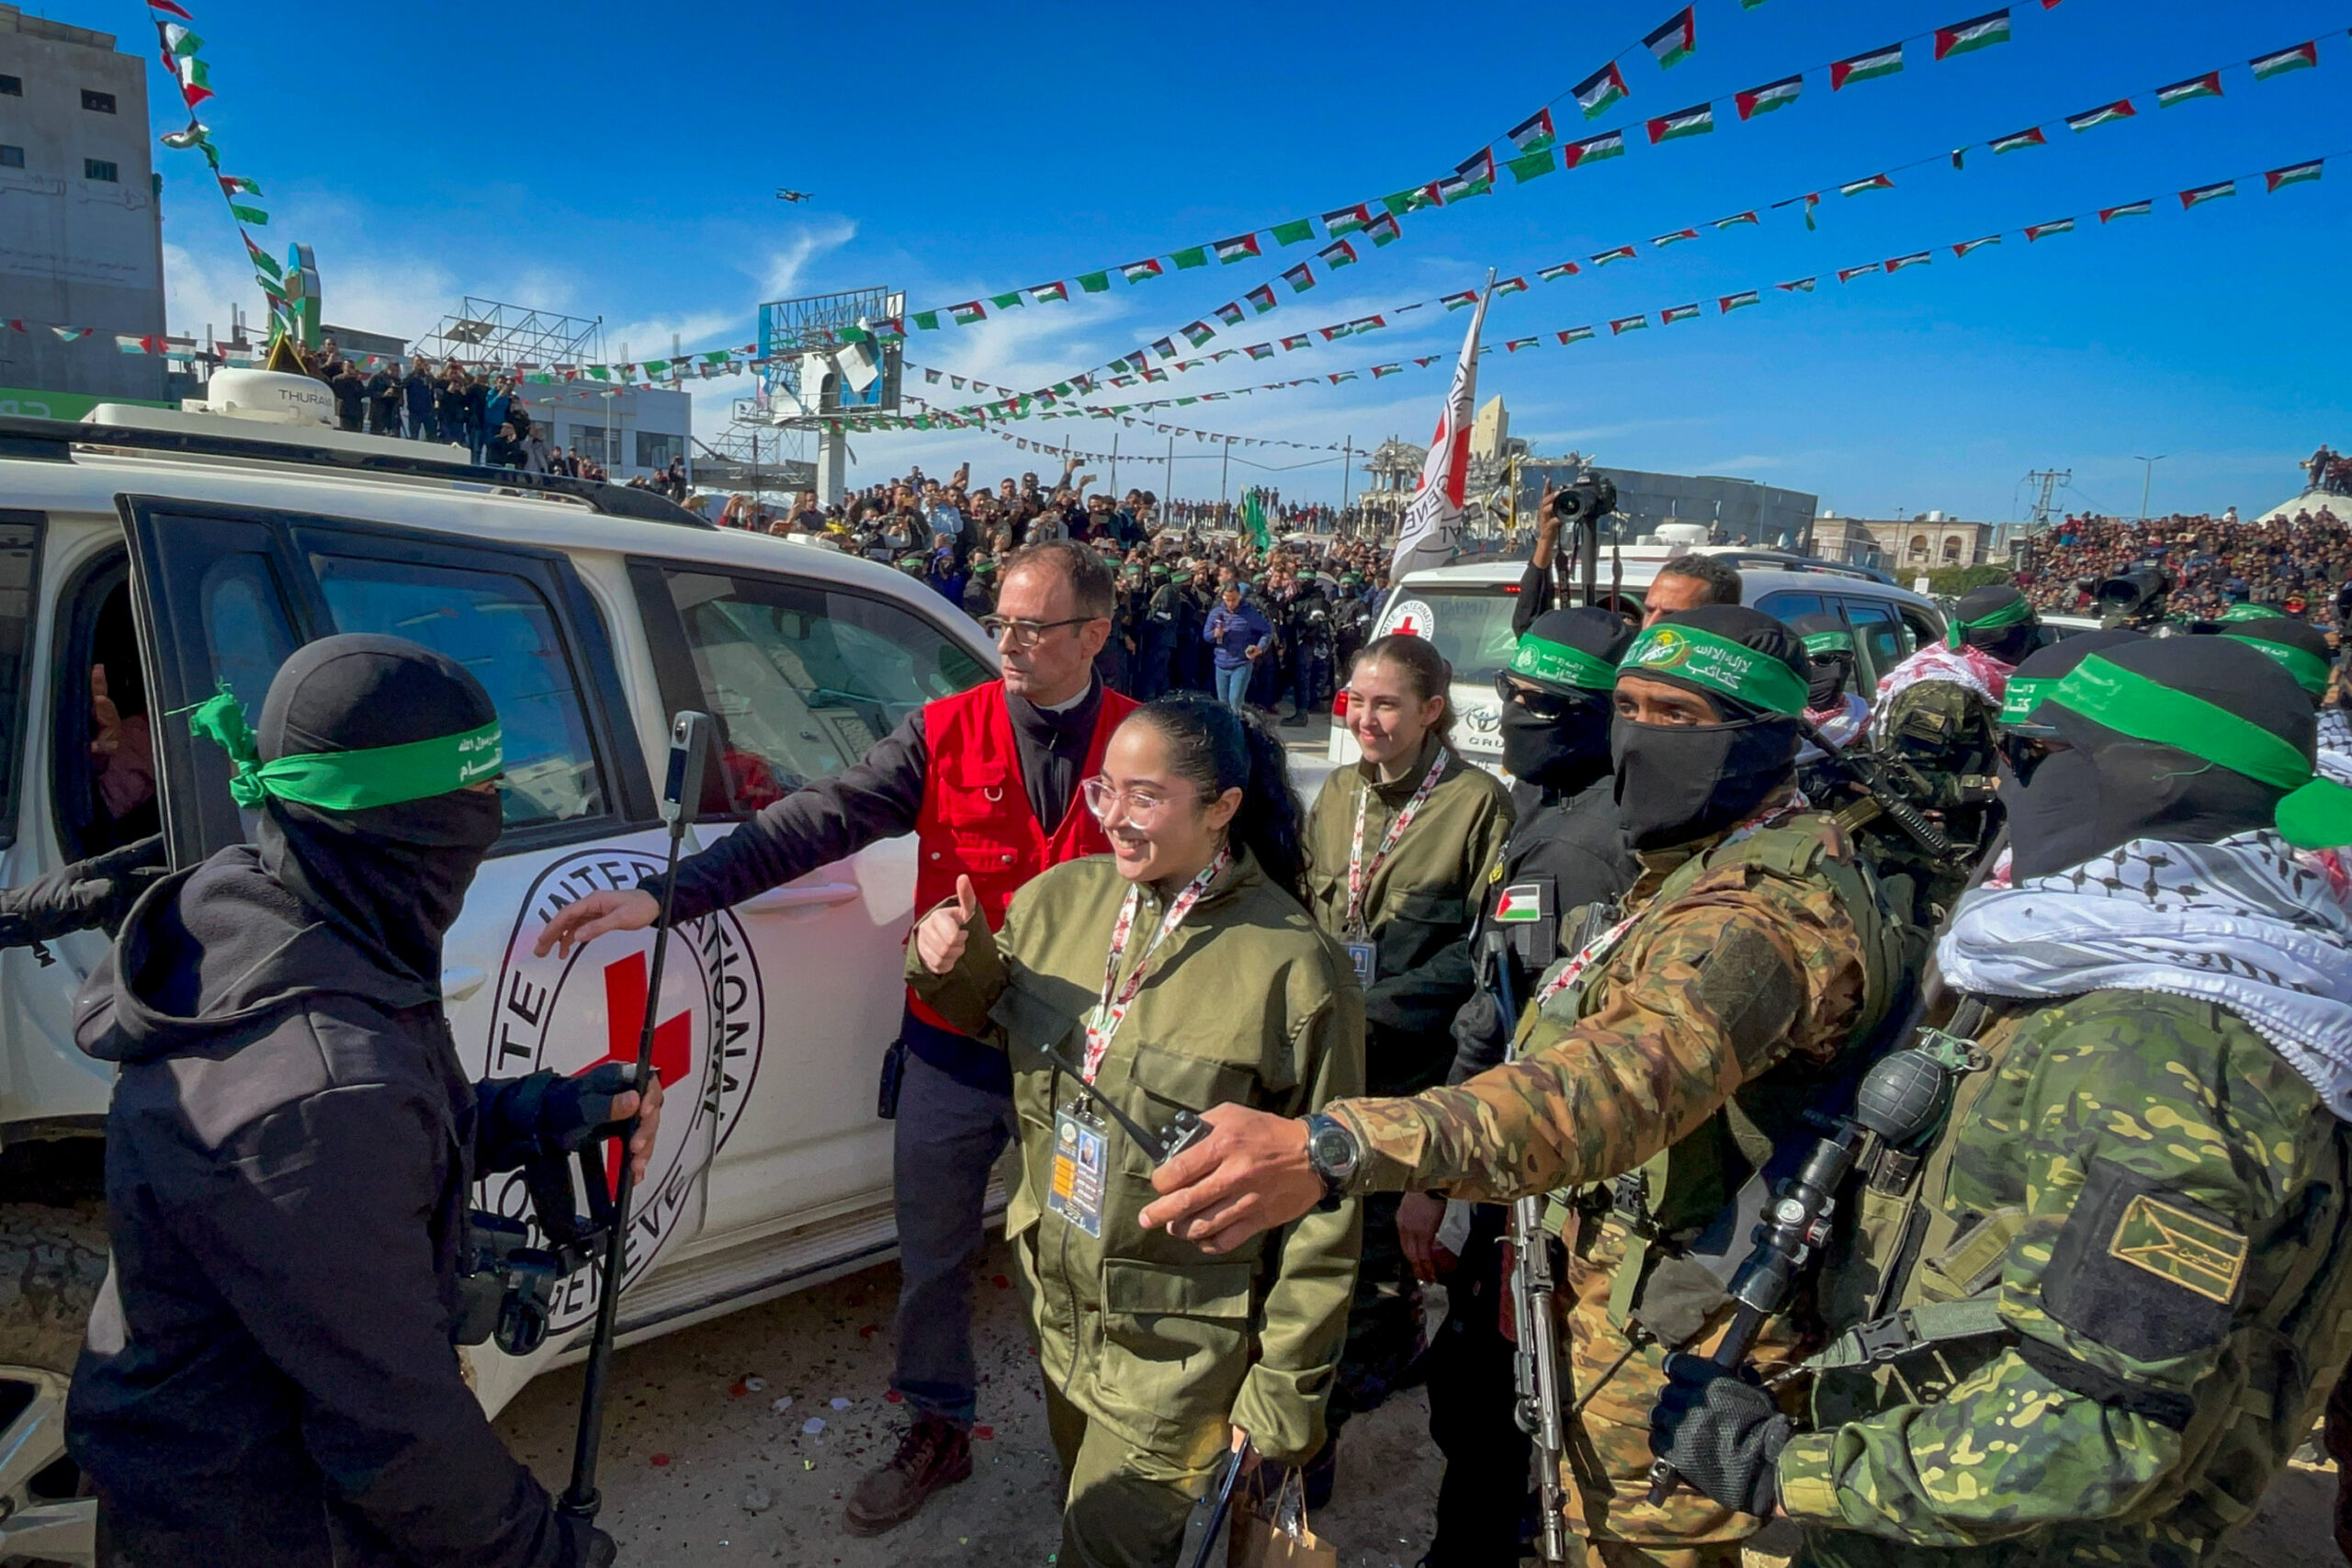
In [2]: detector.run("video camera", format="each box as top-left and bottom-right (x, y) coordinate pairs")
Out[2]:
(2076, 563), (2173, 629)
(457, 1114), (630, 1357)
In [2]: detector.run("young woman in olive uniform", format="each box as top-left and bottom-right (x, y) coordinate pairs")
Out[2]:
(1302, 632), (1515, 1462)
(910, 695), (1363, 1568)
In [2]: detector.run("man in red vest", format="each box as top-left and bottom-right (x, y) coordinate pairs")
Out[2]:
(537, 541), (1130, 1535)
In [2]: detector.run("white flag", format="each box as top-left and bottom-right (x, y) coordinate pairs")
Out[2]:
(1390, 284), (1490, 580)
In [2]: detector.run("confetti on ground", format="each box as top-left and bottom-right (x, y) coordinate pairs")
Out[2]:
(772, 1395), (794, 1414)
(973, 1425), (995, 1441)
(802, 1418), (827, 1436)
(650, 1454), (671, 1467)
(992, 1274), (1012, 1289)
(744, 1375), (766, 1392)
(830, 1397), (852, 1410)
(741, 1484), (774, 1514)
(885, 1390), (904, 1404)
(727, 1379), (751, 1399)
(858, 1324), (879, 1338)
(803, 1459), (814, 1471)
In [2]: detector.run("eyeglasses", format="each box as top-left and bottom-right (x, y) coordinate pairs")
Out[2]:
(1494, 672), (1586, 722)
(1080, 775), (1200, 826)
(979, 615), (1093, 648)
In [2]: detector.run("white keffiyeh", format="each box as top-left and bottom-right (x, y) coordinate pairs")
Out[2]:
(1939, 831), (2352, 1119)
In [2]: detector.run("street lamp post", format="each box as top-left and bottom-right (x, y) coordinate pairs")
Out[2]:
(2133, 454), (2168, 522)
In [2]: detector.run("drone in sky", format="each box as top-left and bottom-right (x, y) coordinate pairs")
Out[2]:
(775, 188), (813, 204)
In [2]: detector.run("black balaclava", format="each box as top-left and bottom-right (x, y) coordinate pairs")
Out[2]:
(1784, 612), (1856, 711)
(2221, 615), (2334, 707)
(1995, 626), (2146, 785)
(1612, 604), (1810, 851)
(1501, 606), (1632, 794)
(254, 635), (504, 986)
(2009, 637), (2309, 880)
(1951, 582), (2040, 666)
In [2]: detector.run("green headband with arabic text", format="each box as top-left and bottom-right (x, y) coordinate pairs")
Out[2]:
(2223, 631), (2332, 697)
(1620, 623), (1810, 717)
(1947, 592), (2036, 649)
(1510, 633), (1619, 693)
(185, 683), (503, 811)
(2045, 654), (2352, 851)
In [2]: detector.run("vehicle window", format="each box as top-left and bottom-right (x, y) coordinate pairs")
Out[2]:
(1896, 607), (1939, 659)
(1753, 590), (1826, 622)
(200, 554), (303, 720)
(0, 515), (38, 848)
(1838, 598), (1906, 694)
(310, 554), (609, 829)
(1382, 590), (1521, 687)
(663, 570), (989, 812)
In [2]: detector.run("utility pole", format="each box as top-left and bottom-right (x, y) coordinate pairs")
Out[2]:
(1109, 431), (1118, 497)
(1340, 434), (1354, 534)
(1220, 438), (1231, 514)
(2132, 454), (2167, 522)
(2023, 468), (2071, 530)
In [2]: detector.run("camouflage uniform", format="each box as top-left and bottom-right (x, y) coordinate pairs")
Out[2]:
(1781, 989), (2352, 1567)
(1851, 678), (2003, 920)
(1327, 800), (1881, 1563)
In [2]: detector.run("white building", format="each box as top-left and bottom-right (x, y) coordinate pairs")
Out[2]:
(513, 381), (690, 485)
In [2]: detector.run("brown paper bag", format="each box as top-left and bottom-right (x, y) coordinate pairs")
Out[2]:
(1227, 1468), (1337, 1568)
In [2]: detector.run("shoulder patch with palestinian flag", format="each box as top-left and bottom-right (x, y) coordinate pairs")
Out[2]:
(1494, 882), (1544, 923)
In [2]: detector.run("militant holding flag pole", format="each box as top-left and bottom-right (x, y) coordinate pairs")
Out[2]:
(1389, 270), (1494, 584)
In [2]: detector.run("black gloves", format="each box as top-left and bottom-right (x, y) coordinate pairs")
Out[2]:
(1649, 1353), (1793, 1520)
(538, 1062), (642, 1153)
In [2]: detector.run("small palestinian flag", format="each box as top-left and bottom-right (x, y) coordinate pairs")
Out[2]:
(1456, 149), (1498, 190)
(1414, 355), (1443, 367)
(1509, 151), (1557, 183)
(1366, 214), (1403, 246)
(51, 325), (94, 343)
(1329, 372), (1358, 384)
(1933, 9), (2010, 60)
(1030, 280), (1069, 303)
(1318, 324), (1351, 342)
(1561, 130), (1626, 168)
(1537, 261), (1581, 281)
(1494, 277), (1529, 297)
(1214, 301), (1246, 327)
(1736, 74), (1802, 118)
(1245, 284), (1279, 314)
(2098, 199), (2151, 222)
(1714, 210), (1759, 229)
(149, 0), (195, 18)
(1214, 233), (1261, 265)
(2023, 217), (2075, 240)
(1320, 239), (1358, 268)
(1647, 103), (1713, 142)
(1989, 126), (2047, 153)
(1494, 884), (1544, 922)
(243, 232), (281, 278)
(1510, 107), (1558, 152)
(1660, 303), (1702, 325)
(1351, 313), (1389, 330)
(1281, 333), (1312, 350)
(1592, 243), (1638, 265)
(1558, 326), (1597, 344)
(1886, 252), (1932, 273)
(1323, 203), (1373, 236)
(1645, 7), (1697, 68)
(1271, 218), (1315, 245)
(1831, 42), (1905, 89)
(1373, 363), (1404, 378)
(1837, 265), (1877, 283)
(1386, 186), (1441, 214)
(1152, 336), (1182, 359)
(1777, 277), (1818, 292)
(2251, 40), (2318, 79)
(1574, 61), (1631, 118)
(1442, 290), (1480, 310)
(1283, 263), (1317, 293)
(1841, 173), (1895, 196)
(218, 175), (261, 197)
(1652, 228), (1701, 247)
(2065, 99), (2135, 132)
(1121, 258), (1164, 283)
(1505, 336), (1541, 353)
(950, 301), (986, 324)
(1245, 343), (1276, 360)
(2155, 71), (2223, 107)
(1719, 289), (1760, 312)
(2267, 160), (2324, 191)
(2179, 179), (2236, 208)
(1609, 314), (1649, 334)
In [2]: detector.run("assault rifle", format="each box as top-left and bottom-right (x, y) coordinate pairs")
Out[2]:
(1800, 723), (1959, 864)
(1485, 930), (1571, 1563)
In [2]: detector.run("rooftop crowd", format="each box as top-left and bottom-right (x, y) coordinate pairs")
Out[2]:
(2016, 507), (2352, 626)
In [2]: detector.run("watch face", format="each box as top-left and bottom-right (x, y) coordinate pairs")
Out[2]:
(1312, 1123), (1356, 1177)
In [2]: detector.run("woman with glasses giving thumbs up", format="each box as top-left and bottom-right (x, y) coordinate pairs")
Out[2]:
(908, 694), (1363, 1568)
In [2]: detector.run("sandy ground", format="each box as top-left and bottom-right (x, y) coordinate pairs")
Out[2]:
(498, 1235), (2341, 1568)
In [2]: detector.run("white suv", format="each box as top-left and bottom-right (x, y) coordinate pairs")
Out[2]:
(0, 378), (998, 1559)
(1329, 547), (1948, 772)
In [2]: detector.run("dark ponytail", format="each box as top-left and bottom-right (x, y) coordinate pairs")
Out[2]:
(1129, 694), (1309, 905)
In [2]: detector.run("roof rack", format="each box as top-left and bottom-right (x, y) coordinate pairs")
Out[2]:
(1699, 548), (1895, 586)
(0, 414), (712, 530)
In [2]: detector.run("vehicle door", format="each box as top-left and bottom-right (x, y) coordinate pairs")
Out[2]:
(113, 498), (719, 1407)
(627, 558), (992, 1240)
(1836, 596), (1911, 696)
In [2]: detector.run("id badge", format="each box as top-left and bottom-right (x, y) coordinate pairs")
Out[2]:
(1343, 934), (1377, 985)
(1046, 1099), (1108, 1238)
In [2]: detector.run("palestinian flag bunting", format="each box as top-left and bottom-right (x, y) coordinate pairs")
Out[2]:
(1777, 277), (1818, 291)
(1121, 259), (1163, 283)
(1561, 130), (1626, 167)
(1841, 173), (1895, 196)
(1988, 126), (2047, 153)
(2155, 71), (2223, 107)
(1509, 107), (1558, 153)
(1245, 283), (1279, 312)
(1736, 74), (1802, 118)
(1652, 228), (1701, 247)
(1557, 326), (1597, 344)
(1714, 210), (1759, 229)
(1323, 203), (1373, 236)
(1366, 214), (1403, 247)
(1837, 265), (1877, 283)
(1660, 303), (1702, 325)
(1645, 7), (1697, 68)
(1271, 219), (1315, 245)
(1213, 234), (1261, 264)
(1609, 314), (1648, 334)
(1885, 251), (1931, 271)
(1030, 280), (1069, 303)
(1536, 261), (1580, 281)
(1281, 333), (1311, 350)
(949, 301), (986, 324)
(1504, 336), (1541, 353)
(2250, 41), (2318, 79)
(1319, 239), (1358, 268)
(2023, 217), (2075, 240)
(1647, 103), (1713, 143)
(2179, 179), (2235, 208)
(1441, 290), (1480, 310)
(1493, 277), (1529, 297)
(1934, 9), (2010, 60)
(1573, 62), (1630, 118)
(1719, 290), (1760, 312)
(2098, 199), (2151, 222)
(2065, 99), (2136, 132)
(1213, 301), (1246, 327)
(2267, 160), (2324, 191)
(1283, 263), (1316, 293)
(1591, 244), (1637, 265)
(1830, 43), (1904, 89)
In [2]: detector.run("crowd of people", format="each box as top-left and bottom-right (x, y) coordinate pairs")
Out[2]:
(2017, 507), (2352, 625)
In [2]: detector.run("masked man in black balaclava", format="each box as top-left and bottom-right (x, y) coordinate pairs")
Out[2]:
(1136, 604), (1909, 1568)
(1652, 635), (2352, 1568)
(69, 634), (657, 1568)
(1396, 606), (1637, 1568)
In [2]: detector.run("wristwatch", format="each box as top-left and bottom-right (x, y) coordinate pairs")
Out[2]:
(1304, 1113), (1361, 1212)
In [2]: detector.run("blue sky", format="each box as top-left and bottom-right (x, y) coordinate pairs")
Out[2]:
(141, 0), (2348, 518)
